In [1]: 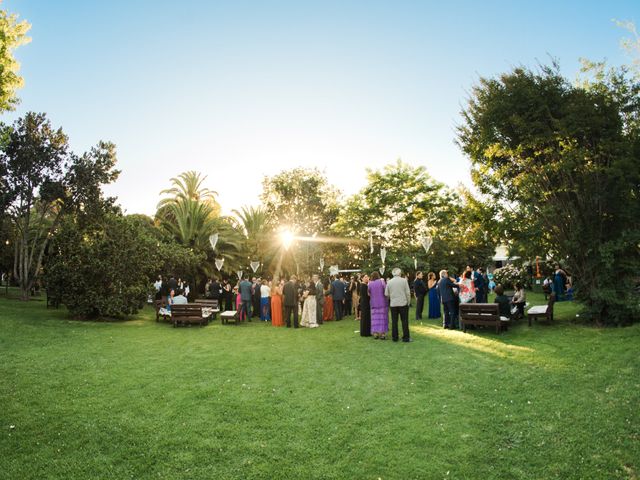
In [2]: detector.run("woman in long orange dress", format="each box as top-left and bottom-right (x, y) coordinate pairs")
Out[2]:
(323, 279), (334, 322)
(270, 279), (284, 327)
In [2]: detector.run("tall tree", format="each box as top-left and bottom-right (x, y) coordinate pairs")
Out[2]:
(0, 112), (119, 299)
(333, 161), (495, 273)
(155, 171), (243, 280)
(0, 4), (31, 112)
(458, 63), (640, 325)
(261, 168), (340, 275)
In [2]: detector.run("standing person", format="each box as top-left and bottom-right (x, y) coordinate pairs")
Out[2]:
(427, 272), (441, 319)
(209, 277), (221, 305)
(343, 276), (352, 316)
(300, 282), (319, 328)
(385, 268), (412, 342)
(283, 275), (299, 328)
(438, 270), (459, 329)
(349, 276), (360, 320)
(359, 274), (371, 337)
(251, 277), (261, 319)
(239, 275), (253, 322)
(223, 280), (234, 311)
(260, 278), (271, 321)
(323, 278), (334, 322)
(553, 265), (566, 301)
(458, 270), (477, 304)
(167, 276), (178, 295)
(478, 268), (489, 303)
(270, 279), (284, 327)
(313, 274), (324, 325)
(331, 275), (346, 320)
(368, 271), (389, 340)
(413, 271), (427, 320)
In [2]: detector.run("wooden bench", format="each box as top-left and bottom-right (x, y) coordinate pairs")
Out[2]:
(459, 303), (507, 334)
(528, 293), (556, 326)
(220, 310), (240, 325)
(155, 298), (169, 322)
(197, 299), (220, 320)
(171, 304), (206, 327)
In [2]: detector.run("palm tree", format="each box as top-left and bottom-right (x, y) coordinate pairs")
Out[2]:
(232, 206), (279, 271)
(155, 171), (244, 282)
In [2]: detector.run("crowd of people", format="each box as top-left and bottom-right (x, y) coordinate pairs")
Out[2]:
(153, 262), (562, 336)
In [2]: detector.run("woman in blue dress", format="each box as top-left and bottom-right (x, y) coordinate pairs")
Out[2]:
(427, 272), (441, 318)
(553, 265), (566, 301)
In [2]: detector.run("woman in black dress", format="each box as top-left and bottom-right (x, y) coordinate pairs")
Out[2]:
(359, 274), (371, 337)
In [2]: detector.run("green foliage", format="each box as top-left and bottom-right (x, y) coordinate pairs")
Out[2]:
(0, 6), (30, 112)
(333, 161), (496, 274)
(261, 167), (339, 236)
(493, 264), (529, 290)
(458, 63), (640, 325)
(45, 213), (157, 318)
(260, 168), (339, 275)
(0, 112), (119, 300)
(1, 293), (639, 479)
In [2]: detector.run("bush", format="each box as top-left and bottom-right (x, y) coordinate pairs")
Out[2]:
(493, 264), (528, 290)
(44, 214), (157, 319)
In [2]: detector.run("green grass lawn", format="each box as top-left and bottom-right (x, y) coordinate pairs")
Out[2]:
(1, 291), (638, 480)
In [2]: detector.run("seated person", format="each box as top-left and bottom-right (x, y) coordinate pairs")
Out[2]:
(511, 282), (527, 318)
(494, 284), (511, 320)
(173, 289), (188, 305)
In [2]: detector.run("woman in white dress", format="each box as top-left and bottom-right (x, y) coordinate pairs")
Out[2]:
(300, 282), (319, 328)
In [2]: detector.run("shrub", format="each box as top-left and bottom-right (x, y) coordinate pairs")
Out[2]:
(493, 264), (528, 290)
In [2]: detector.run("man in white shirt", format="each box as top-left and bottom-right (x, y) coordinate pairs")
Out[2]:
(385, 267), (412, 342)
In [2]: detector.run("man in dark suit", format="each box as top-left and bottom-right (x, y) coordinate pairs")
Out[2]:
(331, 275), (346, 320)
(239, 275), (253, 321)
(313, 274), (324, 325)
(283, 275), (299, 328)
(209, 277), (221, 305)
(167, 276), (178, 294)
(251, 277), (261, 318)
(413, 271), (427, 320)
(438, 269), (459, 329)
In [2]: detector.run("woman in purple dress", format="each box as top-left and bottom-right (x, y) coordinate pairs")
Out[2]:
(368, 271), (389, 340)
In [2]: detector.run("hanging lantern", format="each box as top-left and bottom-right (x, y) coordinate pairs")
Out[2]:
(380, 247), (387, 264)
(215, 258), (224, 271)
(329, 265), (339, 276)
(379, 266), (385, 275)
(414, 257), (417, 270)
(369, 233), (373, 254)
(236, 270), (243, 280)
(421, 235), (433, 254)
(250, 261), (260, 273)
(319, 257), (325, 271)
(208, 233), (219, 251)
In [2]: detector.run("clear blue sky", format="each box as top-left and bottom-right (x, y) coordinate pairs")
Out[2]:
(3, 0), (639, 215)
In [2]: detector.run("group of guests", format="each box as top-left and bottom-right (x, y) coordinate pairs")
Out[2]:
(231, 268), (414, 342)
(434, 266), (527, 329)
(231, 273), (363, 328)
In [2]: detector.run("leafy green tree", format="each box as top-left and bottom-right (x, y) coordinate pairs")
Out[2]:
(0, 5), (30, 112)
(0, 112), (119, 300)
(333, 161), (495, 274)
(458, 63), (640, 325)
(261, 168), (340, 275)
(45, 213), (157, 318)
